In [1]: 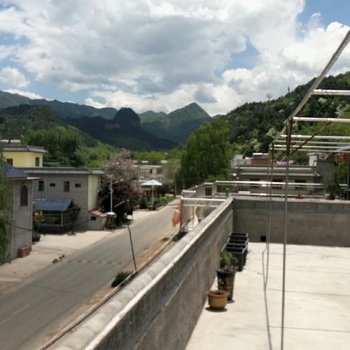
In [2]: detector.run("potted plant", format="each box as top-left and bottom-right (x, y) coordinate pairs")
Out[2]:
(323, 176), (341, 200)
(217, 250), (238, 301)
(207, 289), (229, 310)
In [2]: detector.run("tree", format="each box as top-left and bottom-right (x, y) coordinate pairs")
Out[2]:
(99, 181), (138, 226)
(25, 126), (87, 167)
(100, 149), (140, 225)
(132, 151), (165, 165)
(178, 119), (232, 188)
(103, 149), (139, 183)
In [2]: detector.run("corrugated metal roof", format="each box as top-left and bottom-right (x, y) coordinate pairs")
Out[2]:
(4, 163), (29, 180)
(34, 197), (72, 212)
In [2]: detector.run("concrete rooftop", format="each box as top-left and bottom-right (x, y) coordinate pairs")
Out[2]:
(186, 242), (350, 350)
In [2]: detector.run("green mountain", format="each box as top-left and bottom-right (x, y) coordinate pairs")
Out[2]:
(29, 98), (117, 119)
(65, 108), (176, 151)
(0, 104), (65, 139)
(0, 90), (212, 150)
(0, 91), (31, 109)
(140, 102), (211, 144)
(222, 71), (350, 155)
(0, 90), (117, 119)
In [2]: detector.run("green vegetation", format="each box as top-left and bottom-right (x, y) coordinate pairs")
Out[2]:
(223, 71), (350, 156)
(111, 271), (132, 287)
(219, 250), (238, 272)
(64, 108), (176, 151)
(140, 102), (211, 144)
(132, 151), (166, 165)
(25, 126), (113, 167)
(1, 71), (350, 175)
(178, 118), (232, 188)
(0, 104), (114, 167)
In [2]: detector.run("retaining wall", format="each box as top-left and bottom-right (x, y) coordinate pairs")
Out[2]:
(55, 198), (234, 350)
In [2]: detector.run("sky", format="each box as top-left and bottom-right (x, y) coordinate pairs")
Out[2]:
(0, 0), (349, 116)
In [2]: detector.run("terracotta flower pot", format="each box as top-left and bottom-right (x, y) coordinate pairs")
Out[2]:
(207, 289), (229, 309)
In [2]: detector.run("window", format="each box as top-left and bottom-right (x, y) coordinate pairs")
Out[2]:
(64, 181), (70, 192)
(35, 157), (40, 167)
(20, 185), (28, 206)
(205, 187), (212, 196)
(38, 181), (44, 191)
(6, 159), (13, 165)
(75, 183), (81, 188)
(50, 183), (56, 187)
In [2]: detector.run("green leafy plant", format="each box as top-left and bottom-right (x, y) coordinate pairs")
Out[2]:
(111, 271), (132, 288)
(219, 250), (238, 273)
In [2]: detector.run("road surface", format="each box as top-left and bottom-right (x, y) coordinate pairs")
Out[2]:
(0, 203), (177, 350)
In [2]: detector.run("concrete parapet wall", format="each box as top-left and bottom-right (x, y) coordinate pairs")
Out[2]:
(55, 198), (233, 350)
(233, 196), (350, 247)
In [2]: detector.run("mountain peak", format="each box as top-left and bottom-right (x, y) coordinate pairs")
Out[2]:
(114, 107), (140, 126)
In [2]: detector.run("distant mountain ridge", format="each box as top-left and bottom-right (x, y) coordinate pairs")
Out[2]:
(0, 91), (117, 119)
(0, 90), (211, 151)
(140, 103), (211, 144)
(65, 108), (176, 151)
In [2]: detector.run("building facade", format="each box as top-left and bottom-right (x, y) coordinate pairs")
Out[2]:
(3, 164), (34, 261)
(24, 168), (104, 231)
(1, 140), (47, 168)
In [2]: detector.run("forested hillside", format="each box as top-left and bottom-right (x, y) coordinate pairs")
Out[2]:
(0, 91), (211, 151)
(0, 90), (116, 119)
(65, 107), (176, 151)
(0, 104), (113, 167)
(140, 103), (211, 144)
(1, 71), (349, 167)
(223, 71), (350, 155)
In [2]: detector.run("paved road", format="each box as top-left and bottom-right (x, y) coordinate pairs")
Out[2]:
(0, 204), (177, 350)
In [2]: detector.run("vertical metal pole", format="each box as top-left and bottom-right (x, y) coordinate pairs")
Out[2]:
(347, 157), (350, 199)
(109, 178), (113, 213)
(127, 221), (137, 272)
(281, 119), (292, 350)
(265, 145), (274, 288)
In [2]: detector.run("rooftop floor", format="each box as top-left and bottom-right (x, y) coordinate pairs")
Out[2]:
(186, 242), (350, 350)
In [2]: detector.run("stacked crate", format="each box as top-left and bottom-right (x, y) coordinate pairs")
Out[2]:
(224, 233), (249, 271)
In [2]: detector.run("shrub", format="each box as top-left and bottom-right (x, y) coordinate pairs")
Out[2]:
(111, 271), (132, 288)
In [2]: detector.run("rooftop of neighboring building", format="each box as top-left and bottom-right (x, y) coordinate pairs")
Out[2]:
(23, 167), (105, 176)
(1, 139), (47, 154)
(4, 162), (31, 180)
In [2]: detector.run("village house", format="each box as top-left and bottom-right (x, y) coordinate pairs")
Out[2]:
(1, 139), (47, 167)
(2, 163), (35, 262)
(1, 140), (105, 234)
(24, 167), (105, 232)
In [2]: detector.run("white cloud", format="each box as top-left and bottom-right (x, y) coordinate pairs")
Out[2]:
(0, 1), (349, 115)
(0, 67), (28, 88)
(4, 88), (43, 99)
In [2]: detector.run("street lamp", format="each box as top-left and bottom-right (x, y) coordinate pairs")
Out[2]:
(108, 177), (124, 213)
(108, 177), (137, 272)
